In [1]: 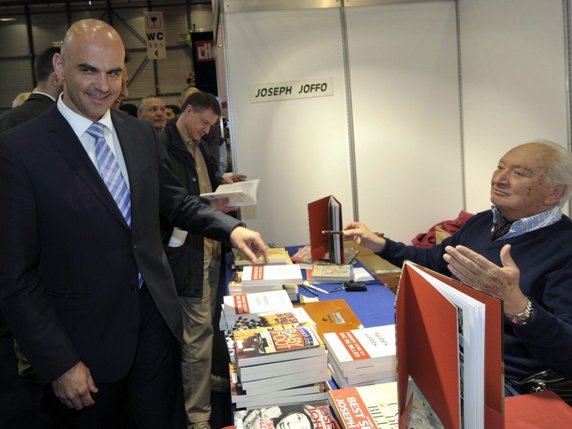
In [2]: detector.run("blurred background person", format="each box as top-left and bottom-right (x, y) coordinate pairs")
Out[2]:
(11, 92), (31, 108)
(0, 46), (62, 131)
(165, 104), (181, 123)
(119, 103), (138, 117)
(111, 64), (129, 111)
(138, 95), (167, 131)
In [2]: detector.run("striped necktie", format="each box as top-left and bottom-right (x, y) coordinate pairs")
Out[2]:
(86, 122), (131, 226)
(87, 122), (143, 287)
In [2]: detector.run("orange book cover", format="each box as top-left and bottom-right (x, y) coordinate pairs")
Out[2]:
(295, 299), (363, 341)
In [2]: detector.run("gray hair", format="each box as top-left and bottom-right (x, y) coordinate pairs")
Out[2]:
(531, 139), (572, 204)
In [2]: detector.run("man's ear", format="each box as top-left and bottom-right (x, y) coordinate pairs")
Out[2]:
(52, 53), (65, 81)
(545, 185), (566, 205)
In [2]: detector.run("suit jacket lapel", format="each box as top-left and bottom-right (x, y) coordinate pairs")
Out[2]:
(112, 111), (146, 228)
(47, 108), (130, 229)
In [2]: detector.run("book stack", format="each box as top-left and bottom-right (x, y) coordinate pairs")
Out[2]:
(231, 325), (330, 410)
(240, 264), (303, 292)
(323, 324), (397, 388)
(230, 363), (330, 410)
(220, 290), (295, 331)
(310, 264), (353, 283)
(232, 247), (292, 267)
(233, 401), (341, 429)
(329, 381), (399, 429)
(228, 271), (298, 300)
(223, 307), (316, 364)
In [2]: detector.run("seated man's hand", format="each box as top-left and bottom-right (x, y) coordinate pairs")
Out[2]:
(443, 244), (529, 316)
(342, 221), (386, 253)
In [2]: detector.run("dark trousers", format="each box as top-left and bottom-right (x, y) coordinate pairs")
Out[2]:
(46, 287), (186, 429)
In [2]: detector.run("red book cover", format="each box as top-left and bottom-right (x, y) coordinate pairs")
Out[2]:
(396, 262), (504, 429)
(308, 195), (345, 264)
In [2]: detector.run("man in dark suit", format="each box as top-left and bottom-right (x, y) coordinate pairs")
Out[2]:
(0, 46), (63, 131)
(0, 19), (267, 429)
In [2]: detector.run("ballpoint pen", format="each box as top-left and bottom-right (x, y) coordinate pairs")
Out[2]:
(300, 281), (329, 294)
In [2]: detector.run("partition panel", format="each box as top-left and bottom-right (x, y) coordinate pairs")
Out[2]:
(459, 0), (569, 213)
(346, 1), (463, 243)
(223, 8), (352, 245)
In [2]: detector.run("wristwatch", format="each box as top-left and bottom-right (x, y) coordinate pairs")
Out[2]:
(508, 299), (534, 326)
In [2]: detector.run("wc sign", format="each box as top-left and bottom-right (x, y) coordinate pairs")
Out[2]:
(145, 11), (167, 60)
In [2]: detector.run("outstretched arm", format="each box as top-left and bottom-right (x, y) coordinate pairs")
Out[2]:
(342, 221), (386, 253)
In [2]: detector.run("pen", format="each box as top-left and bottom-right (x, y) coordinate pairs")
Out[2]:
(322, 230), (344, 235)
(301, 281), (330, 294)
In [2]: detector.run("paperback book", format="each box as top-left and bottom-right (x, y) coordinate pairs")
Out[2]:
(232, 247), (292, 266)
(323, 324), (397, 373)
(241, 264), (303, 288)
(230, 364), (330, 410)
(330, 382), (399, 429)
(200, 178), (259, 206)
(310, 264), (354, 283)
(294, 299), (363, 341)
(234, 325), (325, 367)
(234, 402), (341, 429)
(228, 272), (299, 300)
(220, 290), (294, 331)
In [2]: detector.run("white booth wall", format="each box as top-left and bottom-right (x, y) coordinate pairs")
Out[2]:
(222, 0), (570, 246)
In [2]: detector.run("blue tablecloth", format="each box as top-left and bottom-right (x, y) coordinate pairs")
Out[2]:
(226, 246), (397, 328)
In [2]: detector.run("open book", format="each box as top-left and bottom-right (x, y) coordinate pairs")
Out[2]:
(396, 261), (504, 429)
(200, 178), (259, 206)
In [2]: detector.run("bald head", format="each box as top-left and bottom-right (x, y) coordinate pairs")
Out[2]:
(179, 86), (200, 108)
(54, 19), (125, 121)
(491, 141), (572, 220)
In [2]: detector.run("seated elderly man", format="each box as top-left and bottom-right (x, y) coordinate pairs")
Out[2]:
(343, 141), (572, 397)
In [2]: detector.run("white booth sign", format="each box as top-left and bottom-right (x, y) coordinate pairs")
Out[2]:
(249, 78), (333, 103)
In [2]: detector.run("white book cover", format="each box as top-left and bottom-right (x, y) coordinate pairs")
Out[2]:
(241, 264), (303, 286)
(200, 178), (259, 206)
(223, 289), (294, 316)
(323, 324), (396, 371)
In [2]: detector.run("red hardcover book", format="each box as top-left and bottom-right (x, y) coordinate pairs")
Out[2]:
(308, 195), (345, 264)
(396, 262), (504, 429)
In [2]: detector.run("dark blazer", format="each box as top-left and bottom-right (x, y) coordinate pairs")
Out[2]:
(0, 106), (242, 385)
(0, 93), (54, 131)
(159, 122), (220, 298)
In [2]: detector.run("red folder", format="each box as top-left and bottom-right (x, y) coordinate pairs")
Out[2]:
(396, 262), (504, 429)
